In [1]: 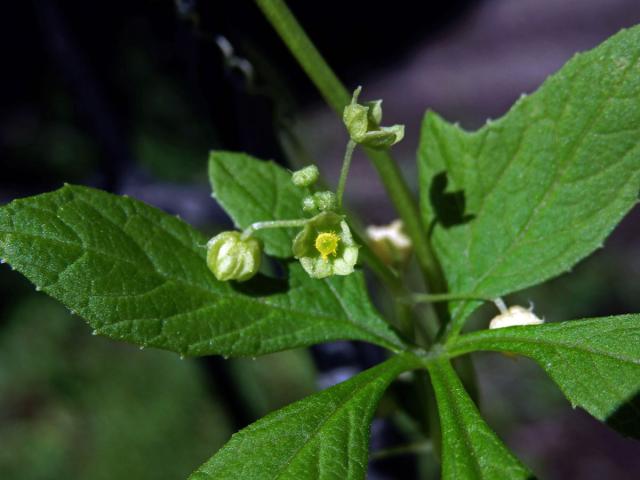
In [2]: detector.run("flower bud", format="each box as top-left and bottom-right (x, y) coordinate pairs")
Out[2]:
(292, 212), (359, 279)
(206, 231), (261, 282)
(343, 87), (405, 149)
(302, 195), (317, 214)
(301, 191), (338, 215)
(489, 305), (544, 329)
(313, 191), (337, 212)
(291, 165), (320, 187)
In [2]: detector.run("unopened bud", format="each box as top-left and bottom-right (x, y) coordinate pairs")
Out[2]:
(313, 191), (337, 211)
(291, 165), (319, 187)
(489, 305), (544, 329)
(206, 231), (261, 282)
(302, 195), (317, 213)
(301, 191), (338, 215)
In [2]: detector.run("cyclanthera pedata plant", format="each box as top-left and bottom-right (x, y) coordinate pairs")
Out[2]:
(2, 1), (640, 478)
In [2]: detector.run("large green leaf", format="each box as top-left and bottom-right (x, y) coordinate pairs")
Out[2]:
(190, 353), (421, 480)
(209, 151), (309, 258)
(0, 185), (405, 356)
(419, 26), (640, 333)
(447, 315), (640, 427)
(428, 358), (531, 480)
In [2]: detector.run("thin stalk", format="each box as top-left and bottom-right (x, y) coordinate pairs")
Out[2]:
(411, 293), (492, 304)
(336, 139), (356, 208)
(255, 0), (447, 302)
(370, 440), (433, 461)
(242, 218), (308, 239)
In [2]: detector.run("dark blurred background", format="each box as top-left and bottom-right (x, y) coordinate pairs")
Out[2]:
(1, 1), (640, 479)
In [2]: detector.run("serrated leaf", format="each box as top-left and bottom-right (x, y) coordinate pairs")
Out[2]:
(447, 315), (640, 430)
(419, 26), (640, 332)
(209, 151), (309, 258)
(0, 185), (405, 356)
(428, 358), (531, 480)
(190, 353), (421, 480)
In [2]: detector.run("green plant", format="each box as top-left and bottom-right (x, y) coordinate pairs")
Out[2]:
(2, 1), (640, 478)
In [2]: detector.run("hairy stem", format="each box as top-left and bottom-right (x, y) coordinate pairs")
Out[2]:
(336, 139), (356, 208)
(241, 219), (308, 239)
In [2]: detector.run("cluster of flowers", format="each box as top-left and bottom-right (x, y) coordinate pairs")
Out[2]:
(206, 87), (405, 283)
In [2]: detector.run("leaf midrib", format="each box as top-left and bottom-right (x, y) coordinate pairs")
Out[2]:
(449, 331), (640, 365)
(434, 361), (484, 480)
(271, 357), (410, 480)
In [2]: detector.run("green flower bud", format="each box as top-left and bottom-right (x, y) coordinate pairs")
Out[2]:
(292, 212), (359, 279)
(343, 87), (405, 149)
(301, 191), (338, 215)
(291, 165), (320, 187)
(302, 195), (317, 214)
(206, 231), (261, 282)
(313, 191), (337, 212)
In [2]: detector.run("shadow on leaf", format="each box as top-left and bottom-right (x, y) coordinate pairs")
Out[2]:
(428, 171), (474, 231)
(606, 390), (640, 440)
(230, 273), (289, 296)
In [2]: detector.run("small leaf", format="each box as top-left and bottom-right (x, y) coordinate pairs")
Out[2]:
(447, 315), (640, 432)
(190, 353), (421, 480)
(209, 151), (309, 258)
(428, 358), (532, 480)
(419, 26), (640, 332)
(0, 185), (405, 356)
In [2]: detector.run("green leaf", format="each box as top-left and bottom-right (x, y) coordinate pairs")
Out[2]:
(428, 358), (531, 480)
(447, 315), (640, 427)
(419, 26), (640, 332)
(209, 151), (309, 258)
(190, 353), (421, 480)
(0, 185), (405, 356)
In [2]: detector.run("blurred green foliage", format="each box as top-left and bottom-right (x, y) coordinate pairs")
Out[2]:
(0, 289), (232, 480)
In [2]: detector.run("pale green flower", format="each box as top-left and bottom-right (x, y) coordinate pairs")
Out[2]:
(292, 212), (359, 279)
(343, 87), (404, 149)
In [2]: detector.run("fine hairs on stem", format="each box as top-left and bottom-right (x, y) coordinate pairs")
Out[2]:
(336, 140), (356, 208)
(241, 219), (309, 239)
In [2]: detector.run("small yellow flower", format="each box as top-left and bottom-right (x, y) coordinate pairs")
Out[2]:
(292, 212), (359, 279)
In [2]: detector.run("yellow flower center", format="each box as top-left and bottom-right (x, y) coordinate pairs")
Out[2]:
(315, 231), (340, 262)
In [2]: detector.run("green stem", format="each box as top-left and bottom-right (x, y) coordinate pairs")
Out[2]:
(242, 218), (308, 239)
(370, 440), (433, 461)
(336, 139), (356, 208)
(411, 293), (492, 304)
(255, 0), (447, 302)
(255, 0), (350, 114)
